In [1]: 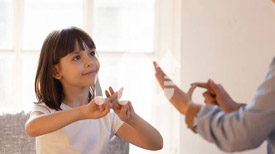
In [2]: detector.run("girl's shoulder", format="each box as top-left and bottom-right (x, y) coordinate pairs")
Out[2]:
(32, 102), (52, 114)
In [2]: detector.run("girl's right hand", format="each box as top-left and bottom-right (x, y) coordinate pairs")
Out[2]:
(105, 87), (136, 123)
(81, 98), (111, 119)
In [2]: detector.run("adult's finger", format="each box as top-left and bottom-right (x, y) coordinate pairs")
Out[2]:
(191, 82), (209, 89)
(208, 79), (228, 99)
(187, 85), (197, 98)
(204, 99), (217, 105)
(153, 61), (165, 77)
(155, 74), (164, 89)
(208, 79), (220, 92)
(202, 91), (217, 105)
(153, 61), (167, 88)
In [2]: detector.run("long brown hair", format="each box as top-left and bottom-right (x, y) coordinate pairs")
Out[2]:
(35, 26), (96, 110)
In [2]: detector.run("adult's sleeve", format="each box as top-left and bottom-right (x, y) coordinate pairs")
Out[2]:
(189, 57), (275, 152)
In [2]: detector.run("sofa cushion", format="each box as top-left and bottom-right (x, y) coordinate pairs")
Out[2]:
(0, 111), (129, 154)
(0, 111), (35, 154)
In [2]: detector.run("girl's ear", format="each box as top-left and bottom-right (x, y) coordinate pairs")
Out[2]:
(53, 65), (62, 79)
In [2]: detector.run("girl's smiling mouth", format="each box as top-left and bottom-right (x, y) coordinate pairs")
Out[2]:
(82, 70), (97, 75)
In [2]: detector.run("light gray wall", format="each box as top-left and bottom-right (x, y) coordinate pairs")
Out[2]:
(179, 0), (275, 153)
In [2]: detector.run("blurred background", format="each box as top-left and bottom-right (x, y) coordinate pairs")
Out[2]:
(0, 0), (274, 153)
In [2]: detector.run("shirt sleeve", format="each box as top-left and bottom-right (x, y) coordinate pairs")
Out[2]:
(110, 111), (124, 137)
(189, 57), (275, 152)
(31, 103), (51, 115)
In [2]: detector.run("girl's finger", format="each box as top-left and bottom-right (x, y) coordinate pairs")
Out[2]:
(105, 90), (111, 97)
(128, 101), (134, 115)
(105, 90), (119, 109)
(102, 103), (110, 116)
(121, 103), (128, 114)
(127, 102), (133, 115)
(104, 101), (111, 109)
(98, 105), (103, 112)
(112, 101), (120, 110)
(107, 92), (118, 102)
(109, 87), (115, 95)
(116, 87), (124, 101)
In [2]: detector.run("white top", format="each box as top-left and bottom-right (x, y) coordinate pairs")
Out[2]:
(32, 103), (124, 154)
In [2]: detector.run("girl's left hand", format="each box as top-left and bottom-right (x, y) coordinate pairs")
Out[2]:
(105, 87), (136, 123)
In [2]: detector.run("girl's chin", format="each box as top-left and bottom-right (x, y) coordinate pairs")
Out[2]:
(77, 76), (97, 87)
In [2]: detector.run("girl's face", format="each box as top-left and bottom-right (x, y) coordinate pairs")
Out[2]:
(53, 41), (100, 88)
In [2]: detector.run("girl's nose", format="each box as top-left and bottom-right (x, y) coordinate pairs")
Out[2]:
(83, 55), (92, 68)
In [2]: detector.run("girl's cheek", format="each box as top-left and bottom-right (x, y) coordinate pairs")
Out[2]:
(97, 60), (100, 72)
(94, 57), (100, 72)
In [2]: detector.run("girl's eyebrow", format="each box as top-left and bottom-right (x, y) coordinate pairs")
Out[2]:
(71, 51), (81, 54)
(66, 51), (81, 59)
(71, 48), (95, 53)
(89, 48), (96, 52)
(67, 48), (96, 57)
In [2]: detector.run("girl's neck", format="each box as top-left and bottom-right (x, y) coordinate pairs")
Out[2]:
(62, 86), (90, 108)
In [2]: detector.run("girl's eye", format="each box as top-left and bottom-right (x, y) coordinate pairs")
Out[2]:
(73, 55), (81, 61)
(90, 51), (95, 57)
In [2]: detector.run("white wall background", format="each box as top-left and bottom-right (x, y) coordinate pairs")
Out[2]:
(179, 0), (275, 153)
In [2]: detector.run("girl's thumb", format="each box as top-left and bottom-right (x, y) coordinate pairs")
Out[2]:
(120, 101), (129, 113)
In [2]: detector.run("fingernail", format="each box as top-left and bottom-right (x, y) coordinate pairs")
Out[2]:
(209, 79), (213, 83)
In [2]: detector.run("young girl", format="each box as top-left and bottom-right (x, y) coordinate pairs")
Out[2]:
(25, 26), (163, 154)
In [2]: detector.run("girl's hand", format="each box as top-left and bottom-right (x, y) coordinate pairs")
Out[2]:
(81, 97), (111, 119)
(105, 87), (136, 123)
(191, 79), (240, 113)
